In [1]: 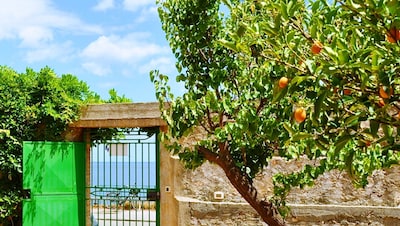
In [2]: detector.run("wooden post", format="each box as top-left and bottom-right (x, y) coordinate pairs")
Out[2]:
(85, 130), (91, 226)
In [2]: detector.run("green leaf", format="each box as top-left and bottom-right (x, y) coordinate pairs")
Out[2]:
(237, 22), (247, 37)
(272, 82), (288, 103)
(382, 124), (393, 138)
(316, 140), (328, 150)
(218, 39), (238, 52)
(283, 122), (295, 135)
(344, 115), (359, 127)
(313, 90), (328, 121)
(281, 2), (288, 20)
(345, 150), (355, 178)
(324, 46), (339, 62)
(292, 132), (313, 142)
(369, 120), (379, 137)
(334, 135), (352, 153)
(338, 49), (350, 64)
(288, 1), (300, 17)
(290, 75), (311, 86)
(371, 50), (380, 71)
(304, 60), (316, 74)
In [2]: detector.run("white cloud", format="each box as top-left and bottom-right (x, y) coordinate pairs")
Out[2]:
(0, 0), (104, 66)
(135, 6), (158, 23)
(80, 33), (172, 77)
(19, 26), (53, 47)
(82, 62), (111, 76)
(81, 33), (169, 63)
(139, 57), (175, 74)
(0, 0), (102, 45)
(24, 41), (74, 63)
(93, 0), (115, 11)
(123, 0), (154, 12)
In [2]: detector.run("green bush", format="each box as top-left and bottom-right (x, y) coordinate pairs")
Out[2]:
(0, 66), (129, 225)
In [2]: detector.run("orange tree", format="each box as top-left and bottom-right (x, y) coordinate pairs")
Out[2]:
(151, 0), (400, 225)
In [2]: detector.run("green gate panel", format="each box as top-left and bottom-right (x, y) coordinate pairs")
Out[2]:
(23, 142), (86, 226)
(23, 142), (85, 195)
(23, 195), (85, 226)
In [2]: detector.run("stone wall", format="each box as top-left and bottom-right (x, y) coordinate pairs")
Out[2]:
(170, 156), (400, 225)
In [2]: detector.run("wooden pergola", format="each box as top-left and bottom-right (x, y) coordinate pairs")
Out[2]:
(72, 102), (166, 128)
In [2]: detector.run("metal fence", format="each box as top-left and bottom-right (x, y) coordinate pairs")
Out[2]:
(89, 129), (160, 226)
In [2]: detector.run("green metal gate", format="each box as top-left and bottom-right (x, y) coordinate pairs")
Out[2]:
(89, 128), (160, 226)
(23, 142), (86, 226)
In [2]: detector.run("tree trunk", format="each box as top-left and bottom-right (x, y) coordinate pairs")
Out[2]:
(198, 147), (286, 226)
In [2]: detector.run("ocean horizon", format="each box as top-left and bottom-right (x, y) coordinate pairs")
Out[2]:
(92, 161), (156, 188)
(91, 161), (156, 202)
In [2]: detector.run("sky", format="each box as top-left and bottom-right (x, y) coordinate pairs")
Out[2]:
(0, 0), (181, 102)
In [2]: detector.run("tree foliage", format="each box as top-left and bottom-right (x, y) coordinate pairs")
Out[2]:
(0, 66), (130, 225)
(152, 0), (400, 224)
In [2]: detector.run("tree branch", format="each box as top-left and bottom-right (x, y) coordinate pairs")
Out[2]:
(197, 146), (285, 225)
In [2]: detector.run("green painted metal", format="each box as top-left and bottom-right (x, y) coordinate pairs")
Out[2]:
(89, 128), (160, 226)
(155, 129), (160, 226)
(23, 142), (86, 226)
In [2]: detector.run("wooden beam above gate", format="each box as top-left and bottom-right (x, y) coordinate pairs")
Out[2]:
(71, 102), (166, 128)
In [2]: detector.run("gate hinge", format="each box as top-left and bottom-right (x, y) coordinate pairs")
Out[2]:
(22, 189), (31, 199)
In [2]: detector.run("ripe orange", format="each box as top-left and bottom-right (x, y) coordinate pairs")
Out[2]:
(311, 41), (323, 55)
(378, 97), (385, 107)
(379, 86), (392, 99)
(343, 89), (351, 95)
(294, 108), (306, 123)
(278, 77), (289, 89)
(333, 87), (338, 94)
(387, 28), (400, 43)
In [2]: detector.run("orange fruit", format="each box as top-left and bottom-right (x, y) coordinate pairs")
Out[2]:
(311, 41), (323, 55)
(343, 89), (351, 95)
(294, 108), (306, 123)
(379, 86), (392, 99)
(333, 87), (338, 94)
(378, 97), (385, 107)
(278, 77), (289, 89)
(387, 28), (400, 43)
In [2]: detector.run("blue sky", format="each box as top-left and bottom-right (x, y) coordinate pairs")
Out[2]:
(0, 0), (181, 102)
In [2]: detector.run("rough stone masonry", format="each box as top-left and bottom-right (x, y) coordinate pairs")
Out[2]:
(175, 157), (400, 225)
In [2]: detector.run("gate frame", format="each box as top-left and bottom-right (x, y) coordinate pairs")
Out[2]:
(88, 128), (160, 225)
(70, 103), (169, 226)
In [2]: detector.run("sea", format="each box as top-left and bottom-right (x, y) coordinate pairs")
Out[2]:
(90, 162), (156, 204)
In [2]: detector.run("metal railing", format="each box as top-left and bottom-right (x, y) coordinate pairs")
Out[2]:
(88, 129), (160, 226)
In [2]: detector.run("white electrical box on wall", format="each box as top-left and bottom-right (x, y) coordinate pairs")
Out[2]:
(213, 191), (224, 200)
